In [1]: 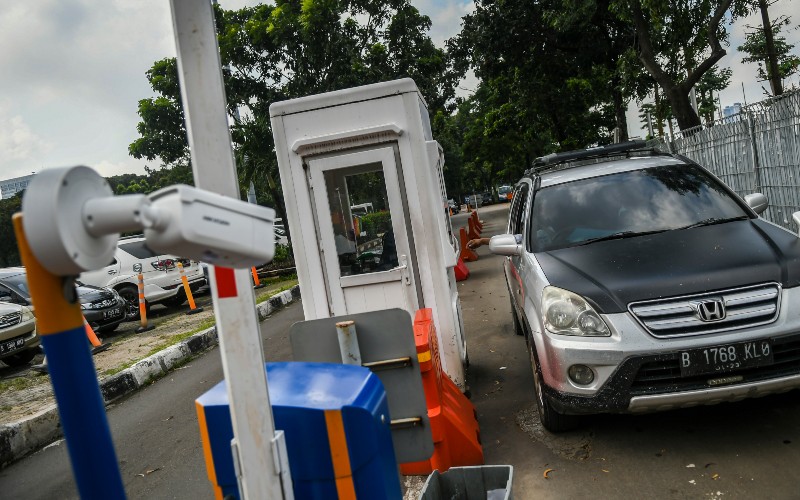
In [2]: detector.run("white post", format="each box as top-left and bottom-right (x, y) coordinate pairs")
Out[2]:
(335, 320), (362, 366)
(168, 1), (290, 498)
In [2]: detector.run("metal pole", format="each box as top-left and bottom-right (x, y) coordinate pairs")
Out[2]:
(168, 1), (290, 498)
(335, 320), (363, 366)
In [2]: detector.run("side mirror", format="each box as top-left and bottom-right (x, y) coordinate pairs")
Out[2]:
(745, 193), (768, 215)
(0, 296), (10, 303)
(489, 234), (522, 256)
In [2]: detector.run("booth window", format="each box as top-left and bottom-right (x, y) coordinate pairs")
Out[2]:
(324, 166), (399, 277)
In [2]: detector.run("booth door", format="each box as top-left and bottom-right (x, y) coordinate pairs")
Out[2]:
(308, 147), (421, 317)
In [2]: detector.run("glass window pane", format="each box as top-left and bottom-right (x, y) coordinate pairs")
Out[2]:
(324, 166), (398, 277)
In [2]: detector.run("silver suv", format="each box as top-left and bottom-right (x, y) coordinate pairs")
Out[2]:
(79, 236), (205, 320)
(490, 141), (800, 431)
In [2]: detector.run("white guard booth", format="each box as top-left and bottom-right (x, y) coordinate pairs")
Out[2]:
(270, 78), (468, 388)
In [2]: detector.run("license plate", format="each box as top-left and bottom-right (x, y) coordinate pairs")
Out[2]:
(103, 308), (122, 320)
(679, 340), (773, 377)
(0, 337), (25, 355)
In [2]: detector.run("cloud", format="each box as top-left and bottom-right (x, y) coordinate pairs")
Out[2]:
(0, 107), (52, 167)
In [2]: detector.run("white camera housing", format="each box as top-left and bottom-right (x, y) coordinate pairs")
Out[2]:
(144, 185), (275, 267)
(22, 166), (275, 275)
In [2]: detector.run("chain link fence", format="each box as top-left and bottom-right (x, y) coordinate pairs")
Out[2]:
(661, 88), (800, 230)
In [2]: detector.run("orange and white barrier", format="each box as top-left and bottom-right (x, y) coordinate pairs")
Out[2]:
(136, 273), (154, 333)
(471, 210), (483, 232)
(467, 217), (481, 241)
(400, 308), (483, 475)
(178, 262), (204, 315)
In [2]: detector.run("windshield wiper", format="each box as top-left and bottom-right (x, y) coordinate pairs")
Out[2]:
(677, 215), (749, 231)
(575, 229), (668, 246)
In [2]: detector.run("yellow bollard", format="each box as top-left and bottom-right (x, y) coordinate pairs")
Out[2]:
(252, 266), (266, 289)
(178, 261), (204, 315)
(136, 273), (154, 333)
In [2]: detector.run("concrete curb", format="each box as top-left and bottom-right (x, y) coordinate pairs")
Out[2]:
(0, 285), (301, 468)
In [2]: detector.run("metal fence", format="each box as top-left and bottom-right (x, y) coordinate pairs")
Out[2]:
(664, 88), (800, 230)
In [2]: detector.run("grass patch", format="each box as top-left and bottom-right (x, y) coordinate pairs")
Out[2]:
(0, 376), (47, 393)
(143, 318), (216, 358)
(256, 279), (298, 304)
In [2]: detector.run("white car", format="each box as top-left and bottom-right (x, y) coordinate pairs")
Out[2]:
(0, 301), (39, 367)
(79, 236), (205, 320)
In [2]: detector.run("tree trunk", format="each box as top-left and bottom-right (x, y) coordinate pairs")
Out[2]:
(612, 78), (629, 142)
(668, 86), (703, 131)
(654, 85), (665, 137)
(759, 0), (783, 96)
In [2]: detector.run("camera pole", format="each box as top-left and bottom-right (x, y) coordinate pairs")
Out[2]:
(168, 1), (291, 498)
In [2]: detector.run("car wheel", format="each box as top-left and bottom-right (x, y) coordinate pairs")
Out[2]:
(3, 349), (37, 367)
(163, 292), (186, 308)
(117, 285), (142, 321)
(528, 335), (580, 432)
(100, 322), (120, 333)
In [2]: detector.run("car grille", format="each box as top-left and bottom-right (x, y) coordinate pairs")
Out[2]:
(0, 312), (22, 328)
(629, 283), (780, 338)
(629, 337), (800, 395)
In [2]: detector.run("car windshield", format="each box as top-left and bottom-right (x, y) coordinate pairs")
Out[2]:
(530, 164), (750, 252)
(0, 272), (31, 299)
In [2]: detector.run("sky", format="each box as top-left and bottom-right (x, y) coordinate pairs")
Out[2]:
(0, 0), (798, 190)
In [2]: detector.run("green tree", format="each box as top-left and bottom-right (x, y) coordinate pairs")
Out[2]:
(0, 193), (23, 267)
(738, 14), (799, 95)
(621, 0), (746, 130)
(129, 0), (456, 234)
(696, 65), (731, 123)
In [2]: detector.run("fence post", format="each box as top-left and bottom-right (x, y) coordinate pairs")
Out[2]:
(746, 109), (764, 193)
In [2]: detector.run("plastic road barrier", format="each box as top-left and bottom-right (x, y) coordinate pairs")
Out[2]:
(454, 256), (470, 282)
(196, 362), (402, 499)
(400, 309), (483, 475)
(459, 228), (478, 263)
(419, 465), (513, 500)
(13, 214), (126, 499)
(472, 211), (483, 232)
(136, 273), (154, 333)
(467, 217), (481, 241)
(177, 261), (204, 315)
(252, 266), (266, 289)
(84, 316), (102, 347)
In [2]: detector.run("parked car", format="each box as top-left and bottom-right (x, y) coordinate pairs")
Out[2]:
(481, 192), (494, 206)
(78, 236), (205, 320)
(0, 268), (126, 333)
(0, 301), (39, 367)
(491, 140), (800, 432)
(498, 185), (513, 202)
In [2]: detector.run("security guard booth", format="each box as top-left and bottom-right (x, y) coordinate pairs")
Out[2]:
(270, 79), (467, 388)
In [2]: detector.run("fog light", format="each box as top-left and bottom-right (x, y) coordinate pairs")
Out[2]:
(568, 364), (595, 385)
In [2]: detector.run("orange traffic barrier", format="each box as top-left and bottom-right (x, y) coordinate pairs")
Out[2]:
(136, 273), (154, 333)
(84, 316), (101, 347)
(467, 217), (481, 241)
(471, 210), (483, 232)
(400, 309), (483, 475)
(454, 256), (470, 281)
(252, 266), (266, 289)
(178, 262), (204, 315)
(459, 227), (478, 262)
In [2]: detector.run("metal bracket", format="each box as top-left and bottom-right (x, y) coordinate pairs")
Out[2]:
(271, 431), (294, 500)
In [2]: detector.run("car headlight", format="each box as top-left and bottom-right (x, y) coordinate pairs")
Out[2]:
(21, 307), (35, 322)
(80, 303), (90, 310)
(542, 286), (610, 337)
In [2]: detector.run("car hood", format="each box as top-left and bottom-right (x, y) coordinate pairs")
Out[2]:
(76, 285), (116, 304)
(536, 219), (800, 314)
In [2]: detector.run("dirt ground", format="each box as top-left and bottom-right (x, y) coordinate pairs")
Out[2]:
(0, 280), (296, 425)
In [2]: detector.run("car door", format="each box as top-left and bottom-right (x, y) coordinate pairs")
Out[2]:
(307, 146), (421, 316)
(506, 183), (530, 317)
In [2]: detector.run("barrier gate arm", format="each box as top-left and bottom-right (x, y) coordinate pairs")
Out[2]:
(168, 1), (292, 498)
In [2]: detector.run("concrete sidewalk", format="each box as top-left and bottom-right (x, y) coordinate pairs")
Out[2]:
(0, 285), (301, 468)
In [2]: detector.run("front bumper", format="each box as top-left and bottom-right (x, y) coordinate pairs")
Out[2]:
(83, 300), (127, 332)
(535, 287), (800, 414)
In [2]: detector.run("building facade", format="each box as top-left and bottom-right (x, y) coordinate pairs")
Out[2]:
(0, 174), (35, 200)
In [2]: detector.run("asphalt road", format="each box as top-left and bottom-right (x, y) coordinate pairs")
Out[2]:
(3, 204), (800, 498)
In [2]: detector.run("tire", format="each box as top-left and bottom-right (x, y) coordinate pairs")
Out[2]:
(117, 285), (142, 321)
(528, 335), (581, 432)
(3, 349), (37, 367)
(100, 322), (120, 333)
(163, 292), (186, 308)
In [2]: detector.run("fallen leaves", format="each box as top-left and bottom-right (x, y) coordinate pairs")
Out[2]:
(543, 468), (554, 479)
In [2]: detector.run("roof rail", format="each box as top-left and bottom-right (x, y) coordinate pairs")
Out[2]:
(527, 140), (677, 177)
